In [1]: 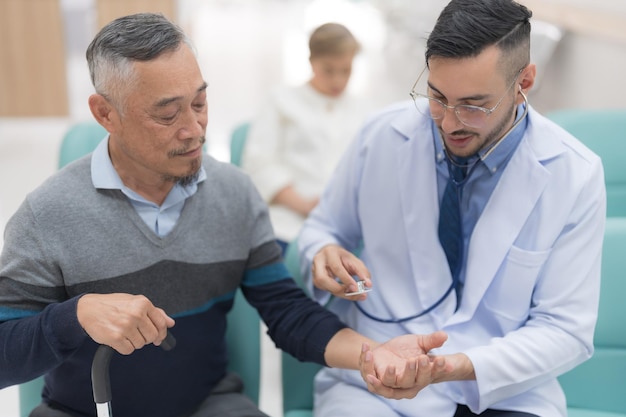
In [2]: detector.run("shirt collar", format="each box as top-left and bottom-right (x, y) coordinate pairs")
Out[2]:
(91, 137), (207, 196)
(434, 102), (528, 174)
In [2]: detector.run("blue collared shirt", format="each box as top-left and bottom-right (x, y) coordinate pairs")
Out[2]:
(91, 138), (206, 237)
(433, 103), (528, 292)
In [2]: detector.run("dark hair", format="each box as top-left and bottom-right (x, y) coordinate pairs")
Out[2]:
(86, 13), (193, 109)
(426, 0), (532, 76)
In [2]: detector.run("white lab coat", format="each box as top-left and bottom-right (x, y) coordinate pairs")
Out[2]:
(299, 100), (606, 416)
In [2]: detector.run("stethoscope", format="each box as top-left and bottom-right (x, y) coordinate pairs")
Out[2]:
(353, 89), (529, 324)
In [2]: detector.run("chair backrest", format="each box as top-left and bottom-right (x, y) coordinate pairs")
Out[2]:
(58, 121), (108, 169)
(230, 122), (250, 167)
(558, 217), (626, 414)
(547, 108), (626, 217)
(19, 122), (262, 415)
(221, 120), (263, 401)
(281, 239), (321, 416)
(225, 289), (261, 404)
(19, 378), (44, 417)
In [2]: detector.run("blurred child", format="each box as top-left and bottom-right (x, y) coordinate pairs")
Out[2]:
(241, 23), (371, 251)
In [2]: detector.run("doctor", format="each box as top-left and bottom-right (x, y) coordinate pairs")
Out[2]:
(298, 0), (606, 416)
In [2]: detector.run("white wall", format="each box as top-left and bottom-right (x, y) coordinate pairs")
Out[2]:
(531, 32), (626, 113)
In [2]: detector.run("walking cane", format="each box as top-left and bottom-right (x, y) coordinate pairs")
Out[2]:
(91, 332), (176, 417)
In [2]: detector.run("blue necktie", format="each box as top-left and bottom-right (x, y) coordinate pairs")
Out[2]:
(438, 161), (466, 305)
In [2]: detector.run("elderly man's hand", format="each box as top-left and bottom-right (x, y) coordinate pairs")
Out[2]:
(359, 332), (452, 399)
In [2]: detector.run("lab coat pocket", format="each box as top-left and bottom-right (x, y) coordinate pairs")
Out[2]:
(483, 245), (552, 324)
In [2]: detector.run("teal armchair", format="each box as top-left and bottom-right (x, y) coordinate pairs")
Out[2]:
(558, 217), (626, 416)
(57, 121), (107, 169)
(547, 108), (626, 217)
(225, 289), (261, 405)
(281, 239), (320, 417)
(230, 122), (250, 167)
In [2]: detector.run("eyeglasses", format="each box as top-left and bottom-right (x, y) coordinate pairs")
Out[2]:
(409, 67), (524, 128)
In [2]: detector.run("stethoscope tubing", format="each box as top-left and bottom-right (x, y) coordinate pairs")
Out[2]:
(352, 94), (529, 324)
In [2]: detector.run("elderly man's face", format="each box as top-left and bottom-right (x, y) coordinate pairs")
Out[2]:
(109, 44), (208, 188)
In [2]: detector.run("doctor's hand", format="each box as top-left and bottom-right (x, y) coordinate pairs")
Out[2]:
(77, 293), (175, 355)
(311, 244), (372, 300)
(359, 332), (453, 399)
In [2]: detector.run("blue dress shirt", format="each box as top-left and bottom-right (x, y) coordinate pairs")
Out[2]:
(433, 103), (528, 297)
(91, 138), (206, 237)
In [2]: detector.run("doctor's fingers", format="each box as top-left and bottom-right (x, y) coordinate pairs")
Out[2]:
(413, 355), (437, 390)
(312, 246), (370, 294)
(428, 356), (450, 383)
(359, 344), (417, 390)
(311, 246), (353, 293)
(365, 373), (422, 400)
(376, 355), (430, 390)
(367, 358), (434, 398)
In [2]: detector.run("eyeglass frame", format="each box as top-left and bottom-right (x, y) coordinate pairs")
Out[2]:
(409, 66), (526, 128)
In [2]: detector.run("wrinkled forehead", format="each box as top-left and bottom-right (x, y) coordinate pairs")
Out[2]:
(126, 45), (205, 103)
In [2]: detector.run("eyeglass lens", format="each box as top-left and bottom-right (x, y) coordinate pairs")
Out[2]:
(428, 99), (487, 128)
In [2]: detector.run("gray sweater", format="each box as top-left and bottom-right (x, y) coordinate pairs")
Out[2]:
(0, 155), (346, 417)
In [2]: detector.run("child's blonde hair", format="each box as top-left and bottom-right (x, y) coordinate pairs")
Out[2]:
(309, 23), (360, 60)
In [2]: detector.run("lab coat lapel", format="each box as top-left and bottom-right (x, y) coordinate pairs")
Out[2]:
(448, 135), (551, 325)
(394, 113), (457, 325)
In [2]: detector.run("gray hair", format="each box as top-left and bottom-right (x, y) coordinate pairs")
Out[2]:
(86, 13), (195, 112)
